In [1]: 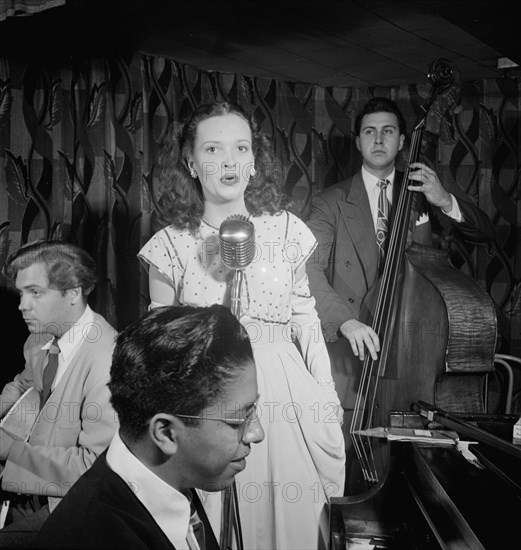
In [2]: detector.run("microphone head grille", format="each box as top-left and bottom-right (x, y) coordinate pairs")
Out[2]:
(219, 215), (255, 270)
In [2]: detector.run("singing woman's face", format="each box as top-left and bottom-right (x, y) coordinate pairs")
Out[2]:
(187, 113), (255, 209)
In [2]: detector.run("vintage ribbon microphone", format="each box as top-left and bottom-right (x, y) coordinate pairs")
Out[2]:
(218, 214), (255, 550)
(219, 214), (256, 317)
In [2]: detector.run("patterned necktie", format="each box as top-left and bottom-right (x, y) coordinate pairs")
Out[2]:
(186, 498), (206, 550)
(376, 179), (391, 270)
(42, 338), (60, 405)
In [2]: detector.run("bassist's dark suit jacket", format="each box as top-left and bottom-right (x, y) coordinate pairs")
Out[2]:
(305, 170), (495, 410)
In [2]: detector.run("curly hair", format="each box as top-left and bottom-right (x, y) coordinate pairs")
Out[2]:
(108, 304), (254, 442)
(3, 240), (97, 302)
(156, 102), (288, 233)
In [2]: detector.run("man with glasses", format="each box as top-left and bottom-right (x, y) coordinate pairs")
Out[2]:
(32, 304), (264, 550)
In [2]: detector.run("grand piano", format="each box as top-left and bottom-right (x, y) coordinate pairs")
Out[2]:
(329, 404), (521, 549)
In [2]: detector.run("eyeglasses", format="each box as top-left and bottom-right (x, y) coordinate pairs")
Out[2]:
(175, 403), (259, 434)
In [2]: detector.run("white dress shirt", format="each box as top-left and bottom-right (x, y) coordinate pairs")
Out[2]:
(106, 430), (195, 550)
(361, 166), (463, 229)
(41, 305), (95, 391)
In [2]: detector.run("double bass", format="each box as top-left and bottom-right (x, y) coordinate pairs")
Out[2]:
(346, 58), (497, 496)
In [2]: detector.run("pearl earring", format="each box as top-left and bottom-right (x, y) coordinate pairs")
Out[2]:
(190, 169), (197, 179)
(250, 165), (256, 178)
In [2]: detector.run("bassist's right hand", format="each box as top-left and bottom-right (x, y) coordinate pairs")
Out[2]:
(340, 319), (380, 362)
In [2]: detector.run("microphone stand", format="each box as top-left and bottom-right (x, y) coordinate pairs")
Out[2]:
(220, 266), (246, 550)
(219, 215), (253, 550)
(230, 270), (244, 318)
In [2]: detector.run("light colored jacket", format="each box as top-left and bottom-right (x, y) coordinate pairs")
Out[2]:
(0, 312), (118, 508)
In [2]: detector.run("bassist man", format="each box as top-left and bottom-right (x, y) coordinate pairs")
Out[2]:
(305, 97), (494, 414)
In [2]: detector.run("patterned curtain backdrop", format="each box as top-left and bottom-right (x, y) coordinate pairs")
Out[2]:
(0, 0), (65, 22)
(0, 51), (520, 359)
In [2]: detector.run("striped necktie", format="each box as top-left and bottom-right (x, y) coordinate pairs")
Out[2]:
(376, 179), (391, 270)
(186, 498), (205, 550)
(41, 338), (60, 405)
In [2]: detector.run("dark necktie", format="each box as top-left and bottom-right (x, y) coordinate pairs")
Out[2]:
(186, 498), (206, 550)
(376, 179), (391, 270)
(41, 338), (60, 405)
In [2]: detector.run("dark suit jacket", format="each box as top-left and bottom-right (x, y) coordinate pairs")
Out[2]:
(31, 451), (219, 550)
(305, 170), (494, 408)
